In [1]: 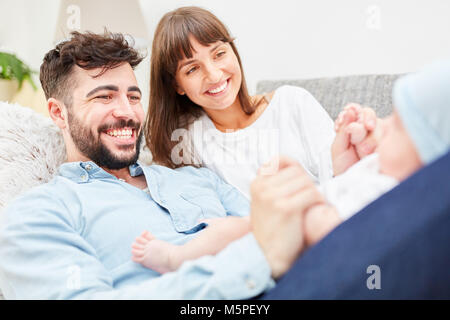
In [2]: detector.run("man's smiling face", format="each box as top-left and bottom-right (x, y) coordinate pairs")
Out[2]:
(65, 62), (145, 169)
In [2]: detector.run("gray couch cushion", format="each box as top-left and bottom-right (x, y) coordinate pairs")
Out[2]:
(256, 74), (401, 120)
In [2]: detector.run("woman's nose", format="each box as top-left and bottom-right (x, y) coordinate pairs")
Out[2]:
(204, 62), (223, 83)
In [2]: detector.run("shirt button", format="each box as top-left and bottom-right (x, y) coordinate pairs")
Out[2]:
(85, 164), (92, 171)
(80, 174), (88, 181)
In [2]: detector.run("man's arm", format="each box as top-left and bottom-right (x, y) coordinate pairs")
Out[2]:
(249, 157), (327, 279)
(0, 187), (272, 299)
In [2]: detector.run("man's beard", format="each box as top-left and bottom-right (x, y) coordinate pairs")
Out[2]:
(67, 112), (143, 170)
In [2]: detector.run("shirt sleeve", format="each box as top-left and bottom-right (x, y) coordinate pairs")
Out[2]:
(287, 86), (336, 182)
(0, 187), (273, 299)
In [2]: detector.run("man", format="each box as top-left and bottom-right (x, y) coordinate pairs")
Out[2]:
(0, 31), (322, 299)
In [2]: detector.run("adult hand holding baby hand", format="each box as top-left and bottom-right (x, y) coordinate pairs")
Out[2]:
(331, 103), (384, 176)
(250, 156), (325, 279)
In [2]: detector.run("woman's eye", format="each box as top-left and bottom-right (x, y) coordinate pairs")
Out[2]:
(187, 67), (197, 74)
(186, 66), (198, 75)
(216, 50), (226, 58)
(129, 95), (141, 101)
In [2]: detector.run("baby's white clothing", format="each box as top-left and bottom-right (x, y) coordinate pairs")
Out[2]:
(186, 85), (336, 199)
(320, 153), (399, 220)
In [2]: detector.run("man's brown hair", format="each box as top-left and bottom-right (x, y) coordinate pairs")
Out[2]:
(40, 30), (143, 108)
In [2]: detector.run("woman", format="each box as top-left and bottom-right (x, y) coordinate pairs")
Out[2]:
(145, 6), (379, 198)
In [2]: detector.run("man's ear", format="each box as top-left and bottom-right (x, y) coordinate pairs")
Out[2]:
(48, 98), (67, 129)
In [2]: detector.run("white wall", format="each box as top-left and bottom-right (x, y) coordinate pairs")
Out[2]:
(0, 0), (59, 82)
(2, 0), (450, 96)
(140, 0), (450, 93)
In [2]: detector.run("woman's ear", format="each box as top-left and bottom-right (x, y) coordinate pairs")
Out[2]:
(174, 82), (185, 96)
(48, 98), (67, 129)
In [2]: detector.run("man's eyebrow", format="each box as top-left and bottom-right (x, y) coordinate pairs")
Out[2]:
(177, 43), (224, 71)
(86, 85), (119, 98)
(128, 86), (142, 95)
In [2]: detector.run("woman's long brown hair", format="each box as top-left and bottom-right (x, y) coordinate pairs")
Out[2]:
(145, 6), (257, 168)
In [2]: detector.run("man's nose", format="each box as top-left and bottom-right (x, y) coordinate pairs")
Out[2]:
(112, 94), (134, 118)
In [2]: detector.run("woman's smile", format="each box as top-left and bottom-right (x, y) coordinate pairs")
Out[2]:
(205, 79), (230, 96)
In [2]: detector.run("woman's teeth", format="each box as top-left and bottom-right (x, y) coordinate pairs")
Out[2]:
(106, 129), (133, 139)
(208, 81), (227, 94)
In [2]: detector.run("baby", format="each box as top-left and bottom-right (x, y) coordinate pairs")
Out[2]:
(132, 60), (450, 274)
(306, 60), (450, 244)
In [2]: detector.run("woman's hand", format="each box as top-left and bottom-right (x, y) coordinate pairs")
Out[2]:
(250, 156), (325, 279)
(331, 103), (384, 176)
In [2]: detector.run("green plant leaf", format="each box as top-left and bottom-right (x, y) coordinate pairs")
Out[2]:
(0, 52), (37, 90)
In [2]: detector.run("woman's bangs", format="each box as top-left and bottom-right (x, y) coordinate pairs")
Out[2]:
(166, 15), (231, 73)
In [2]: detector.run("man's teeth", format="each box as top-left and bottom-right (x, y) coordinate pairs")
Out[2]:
(208, 81), (227, 94)
(107, 129), (133, 139)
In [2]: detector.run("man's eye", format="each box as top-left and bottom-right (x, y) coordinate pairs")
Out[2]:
(96, 95), (112, 100)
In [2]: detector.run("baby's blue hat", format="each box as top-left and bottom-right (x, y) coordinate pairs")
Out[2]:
(393, 59), (450, 164)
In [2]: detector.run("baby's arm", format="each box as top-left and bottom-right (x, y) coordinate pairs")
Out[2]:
(303, 204), (342, 247)
(132, 216), (251, 274)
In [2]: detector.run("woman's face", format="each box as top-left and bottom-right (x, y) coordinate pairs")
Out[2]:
(174, 36), (242, 111)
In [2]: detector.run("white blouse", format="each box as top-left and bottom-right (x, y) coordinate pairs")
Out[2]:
(185, 85), (336, 199)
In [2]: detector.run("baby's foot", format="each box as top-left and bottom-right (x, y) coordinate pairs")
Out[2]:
(131, 230), (178, 274)
(346, 121), (367, 144)
(335, 104), (368, 144)
(335, 103), (362, 132)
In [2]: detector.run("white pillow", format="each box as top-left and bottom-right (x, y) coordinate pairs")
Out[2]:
(0, 101), (66, 300)
(0, 101), (67, 211)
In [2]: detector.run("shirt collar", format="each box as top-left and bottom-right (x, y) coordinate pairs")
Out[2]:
(58, 161), (144, 183)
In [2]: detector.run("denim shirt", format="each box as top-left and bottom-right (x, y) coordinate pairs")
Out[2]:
(0, 161), (273, 299)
